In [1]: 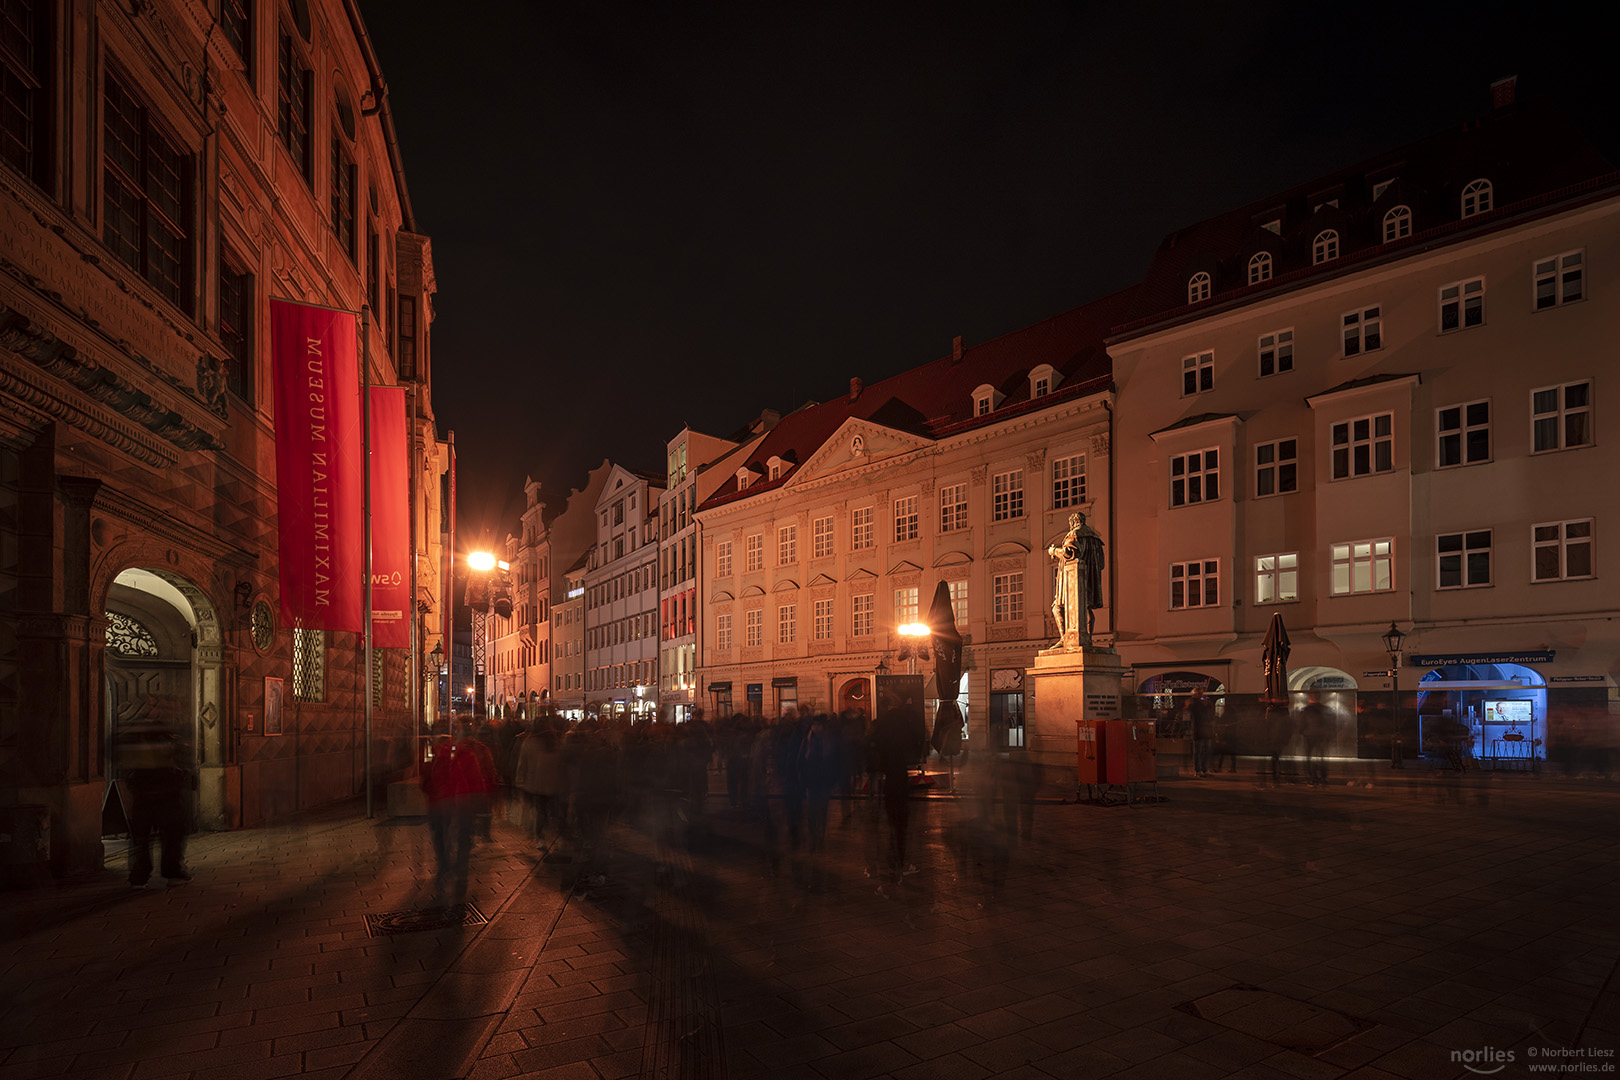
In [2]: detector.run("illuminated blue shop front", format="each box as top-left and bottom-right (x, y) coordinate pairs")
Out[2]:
(1411, 652), (1551, 768)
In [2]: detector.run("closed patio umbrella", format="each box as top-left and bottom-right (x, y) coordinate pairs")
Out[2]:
(927, 581), (964, 760)
(1262, 611), (1291, 705)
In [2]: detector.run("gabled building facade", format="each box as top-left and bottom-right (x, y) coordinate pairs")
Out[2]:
(583, 464), (663, 720)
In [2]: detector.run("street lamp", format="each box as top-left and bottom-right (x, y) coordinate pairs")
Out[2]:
(428, 642), (445, 726)
(467, 550), (496, 721)
(1381, 622), (1407, 768)
(897, 622), (931, 674)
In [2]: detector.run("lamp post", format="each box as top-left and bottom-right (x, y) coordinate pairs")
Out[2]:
(897, 622), (931, 675)
(468, 550), (496, 721)
(428, 642), (445, 727)
(1381, 621), (1407, 769)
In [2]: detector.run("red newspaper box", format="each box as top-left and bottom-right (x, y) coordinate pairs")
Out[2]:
(1076, 719), (1108, 784)
(1104, 719), (1157, 783)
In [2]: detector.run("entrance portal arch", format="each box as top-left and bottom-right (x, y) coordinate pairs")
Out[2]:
(104, 568), (229, 832)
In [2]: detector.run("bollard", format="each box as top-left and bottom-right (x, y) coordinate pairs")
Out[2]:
(1391, 735), (1404, 769)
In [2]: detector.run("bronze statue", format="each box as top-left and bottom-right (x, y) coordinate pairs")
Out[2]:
(1048, 511), (1105, 648)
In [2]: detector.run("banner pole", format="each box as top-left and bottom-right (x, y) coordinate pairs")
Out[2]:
(446, 432), (456, 726)
(408, 382), (420, 768)
(362, 306), (374, 820)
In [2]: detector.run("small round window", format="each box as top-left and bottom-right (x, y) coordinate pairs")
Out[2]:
(251, 600), (276, 653)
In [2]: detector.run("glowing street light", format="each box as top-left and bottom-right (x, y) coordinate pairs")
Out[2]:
(468, 550), (496, 573)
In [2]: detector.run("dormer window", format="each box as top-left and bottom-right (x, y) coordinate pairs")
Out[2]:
(1247, 252), (1273, 285)
(1261, 219), (1282, 235)
(1382, 205), (1411, 243)
(1312, 198), (1340, 212)
(972, 383), (1001, 416)
(1371, 178), (1396, 201)
(1312, 230), (1339, 264)
(1029, 364), (1059, 400)
(737, 466), (755, 490)
(767, 456), (784, 482)
(1188, 272), (1212, 304)
(1462, 179), (1492, 217)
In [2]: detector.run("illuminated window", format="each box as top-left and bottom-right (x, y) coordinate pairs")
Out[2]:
(1170, 560), (1220, 609)
(814, 599), (833, 640)
(1331, 413), (1393, 479)
(1255, 439), (1297, 497)
(1531, 381), (1592, 453)
(894, 587), (918, 627)
(1437, 401), (1490, 467)
(939, 483), (968, 532)
(991, 470), (1023, 521)
(1382, 205), (1411, 242)
(1534, 251), (1583, 309)
(1255, 553), (1298, 603)
(1342, 306), (1381, 356)
(1182, 351), (1213, 395)
(1533, 520), (1593, 582)
(1247, 252), (1272, 285)
(1169, 449), (1219, 507)
(851, 593), (873, 637)
(1312, 229), (1339, 264)
(1331, 539), (1394, 594)
(1051, 454), (1085, 509)
(851, 506), (873, 550)
(1437, 531), (1492, 589)
(293, 628), (326, 701)
(1188, 271), (1211, 303)
(991, 573), (1023, 623)
(894, 496), (918, 542)
(949, 580), (967, 624)
(812, 515), (834, 559)
(1461, 179), (1492, 217)
(1439, 277), (1484, 332)
(1258, 329), (1292, 377)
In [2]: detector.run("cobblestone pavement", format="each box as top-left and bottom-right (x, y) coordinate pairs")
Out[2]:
(2, 768), (1619, 1080)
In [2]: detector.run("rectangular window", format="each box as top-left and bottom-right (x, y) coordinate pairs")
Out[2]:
(778, 523), (798, 564)
(1531, 381), (1593, 453)
(745, 533), (763, 572)
(1330, 539), (1394, 595)
(1535, 251), (1584, 309)
(894, 495), (918, 542)
(744, 609), (763, 647)
(1437, 400), (1490, 467)
(1170, 448), (1220, 506)
(0, 0), (47, 182)
(992, 572), (1023, 623)
(1342, 306), (1382, 356)
(851, 594), (873, 637)
(1533, 520), (1593, 582)
(276, 30), (311, 179)
(330, 137), (355, 259)
(1169, 560), (1220, 609)
(812, 515), (834, 558)
(103, 73), (192, 311)
(1254, 439), (1297, 497)
(366, 218), (379, 311)
(1437, 530), (1493, 589)
(292, 628), (326, 702)
(991, 470), (1023, 521)
(1254, 553), (1298, 604)
(1182, 350), (1214, 395)
(949, 580), (967, 625)
(1051, 453), (1086, 509)
(220, 256), (253, 404)
(778, 604), (796, 645)
(715, 540), (732, 577)
(397, 295), (417, 379)
(851, 506), (873, 550)
(939, 483), (968, 532)
(1331, 413), (1393, 479)
(221, 0), (252, 74)
(1439, 277), (1485, 332)
(813, 598), (833, 640)
(1258, 329), (1294, 377)
(894, 587), (918, 627)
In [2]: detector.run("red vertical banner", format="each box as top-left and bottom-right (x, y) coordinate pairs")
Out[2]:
(271, 299), (364, 632)
(369, 386), (410, 647)
(445, 440), (456, 645)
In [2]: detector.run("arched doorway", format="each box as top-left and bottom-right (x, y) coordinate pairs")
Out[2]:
(837, 677), (870, 718)
(103, 568), (227, 832)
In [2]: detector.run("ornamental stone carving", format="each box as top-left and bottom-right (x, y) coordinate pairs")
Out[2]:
(970, 465), (988, 484)
(1090, 433), (1111, 456)
(1025, 449), (1047, 472)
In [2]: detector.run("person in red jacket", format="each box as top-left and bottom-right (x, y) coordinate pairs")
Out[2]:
(421, 716), (496, 907)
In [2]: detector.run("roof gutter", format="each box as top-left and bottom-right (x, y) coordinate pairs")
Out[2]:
(340, 0), (418, 233)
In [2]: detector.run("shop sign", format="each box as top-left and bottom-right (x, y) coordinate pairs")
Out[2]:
(1307, 675), (1357, 689)
(771, 677), (798, 688)
(1549, 675), (1607, 684)
(1409, 651), (1555, 668)
(707, 681), (732, 692)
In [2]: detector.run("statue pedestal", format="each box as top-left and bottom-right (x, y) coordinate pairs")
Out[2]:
(1026, 646), (1130, 787)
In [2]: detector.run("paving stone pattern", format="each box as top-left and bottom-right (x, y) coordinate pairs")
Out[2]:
(2, 772), (1619, 1080)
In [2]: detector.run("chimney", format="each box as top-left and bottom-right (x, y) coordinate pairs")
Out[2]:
(848, 377), (862, 402)
(1491, 75), (1517, 110)
(951, 336), (965, 363)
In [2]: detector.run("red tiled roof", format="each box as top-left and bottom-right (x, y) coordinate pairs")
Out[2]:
(698, 285), (1143, 511)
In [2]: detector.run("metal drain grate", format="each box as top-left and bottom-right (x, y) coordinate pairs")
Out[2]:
(1176, 984), (1373, 1056)
(363, 902), (488, 937)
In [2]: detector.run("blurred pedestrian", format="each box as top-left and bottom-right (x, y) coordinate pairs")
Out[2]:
(515, 721), (564, 844)
(1300, 695), (1332, 785)
(421, 716), (496, 907)
(1189, 691), (1216, 777)
(118, 718), (192, 888)
(872, 695), (928, 877)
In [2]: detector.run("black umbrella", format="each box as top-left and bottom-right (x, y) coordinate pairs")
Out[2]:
(927, 581), (964, 759)
(1262, 611), (1291, 706)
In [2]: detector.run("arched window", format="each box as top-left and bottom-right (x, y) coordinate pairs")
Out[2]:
(1247, 252), (1273, 285)
(1312, 230), (1339, 265)
(1382, 205), (1412, 243)
(1461, 179), (1492, 217)
(1187, 271), (1211, 304)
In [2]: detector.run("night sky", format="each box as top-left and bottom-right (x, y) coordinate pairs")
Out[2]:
(361, 1), (1610, 545)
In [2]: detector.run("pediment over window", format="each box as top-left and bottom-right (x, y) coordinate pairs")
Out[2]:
(711, 590), (734, 602)
(791, 417), (935, 485)
(845, 567), (878, 583)
(772, 579), (800, 592)
(740, 585), (766, 597)
(933, 550), (973, 568)
(985, 541), (1030, 559)
(808, 573), (837, 587)
(887, 560), (922, 576)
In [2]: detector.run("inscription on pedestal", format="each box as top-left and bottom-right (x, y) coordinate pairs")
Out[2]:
(1085, 692), (1120, 718)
